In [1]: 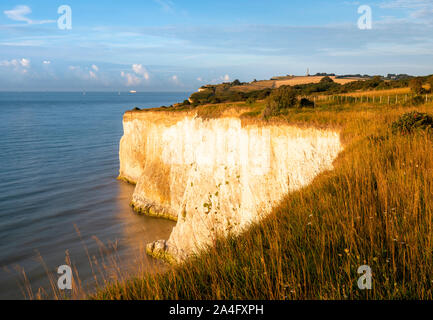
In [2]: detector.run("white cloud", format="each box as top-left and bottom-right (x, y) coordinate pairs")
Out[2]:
(170, 74), (182, 85)
(4, 5), (32, 23)
(43, 60), (51, 65)
(4, 5), (56, 25)
(197, 77), (204, 81)
(132, 64), (150, 80)
(0, 58), (30, 68)
(121, 71), (141, 86)
(91, 64), (99, 72)
(0, 58), (31, 74)
(222, 74), (230, 82)
(68, 65), (100, 81)
(89, 71), (97, 79)
(20, 58), (30, 68)
(121, 64), (151, 86)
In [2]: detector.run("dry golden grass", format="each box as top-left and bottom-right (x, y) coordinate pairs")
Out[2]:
(231, 76), (360, 93)
(94, 96), (433, 300)
(275, 76), (358, 87)
(232, 80), (277, 92)
(340, 87), (411, 97)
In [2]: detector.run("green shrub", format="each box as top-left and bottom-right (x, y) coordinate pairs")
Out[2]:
(246, 96), (256, 105)
(249, 88), (271, 100)
(320, 76), (334, 83)
(410, 95), (425, 106)
(190, 90), (214, 104)
(299, 98), (315, 108)
(409, 78), (425, 95)
(210, 97), (221, 104)
(261, 87), (298, 118)
(267, 86), (297, 108)
(391, 111), (433, 134)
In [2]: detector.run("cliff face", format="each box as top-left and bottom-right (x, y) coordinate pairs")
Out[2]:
(119, 111), (343, 261)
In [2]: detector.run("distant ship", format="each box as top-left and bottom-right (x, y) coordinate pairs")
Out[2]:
(129, 90), (137, 94)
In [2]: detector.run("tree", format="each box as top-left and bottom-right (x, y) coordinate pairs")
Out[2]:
(370, 76), (383, 87)
(320, 76), (334, 84)
(262, 86), (298, 118)
(409, 78), (424, 94)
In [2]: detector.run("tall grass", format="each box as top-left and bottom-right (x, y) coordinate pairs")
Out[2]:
(95, 99), (433, 300)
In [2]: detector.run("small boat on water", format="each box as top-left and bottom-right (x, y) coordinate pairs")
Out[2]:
(129, 90), (137, 94)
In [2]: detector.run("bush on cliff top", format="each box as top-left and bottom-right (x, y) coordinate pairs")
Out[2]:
(391, 111), (433, 134)
(261, 86), (298, 118)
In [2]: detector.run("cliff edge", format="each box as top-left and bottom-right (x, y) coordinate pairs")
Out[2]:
(119, 110), (343, 262)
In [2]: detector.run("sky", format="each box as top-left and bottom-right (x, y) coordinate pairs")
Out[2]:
(0, 0), (432, 91)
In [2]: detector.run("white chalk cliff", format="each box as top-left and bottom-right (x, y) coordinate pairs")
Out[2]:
(119, 110), (342, 262)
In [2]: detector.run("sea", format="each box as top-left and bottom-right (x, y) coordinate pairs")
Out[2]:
(0, 92), (190, 299)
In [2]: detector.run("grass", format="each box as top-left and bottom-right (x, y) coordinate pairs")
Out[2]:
(231, 76), (359, 93)
(95, 94), (433, 300)
(339, 87), (411, 97)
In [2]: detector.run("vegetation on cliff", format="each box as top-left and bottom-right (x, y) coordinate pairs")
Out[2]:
(95, 82), (433, 300)
(166, 75), (432, 110)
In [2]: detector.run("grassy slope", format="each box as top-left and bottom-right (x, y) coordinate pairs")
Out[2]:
(95, 94), (433, 300)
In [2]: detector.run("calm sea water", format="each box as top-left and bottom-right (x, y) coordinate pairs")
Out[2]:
(0, 92), (190, 299)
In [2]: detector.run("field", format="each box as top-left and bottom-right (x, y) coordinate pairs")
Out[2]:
(94, 87), (433, 300)
(275, 76), (359, 86)
(231, 76), (361, 92)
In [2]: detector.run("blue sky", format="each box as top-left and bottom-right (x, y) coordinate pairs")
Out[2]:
(0, 0), (432, 91)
